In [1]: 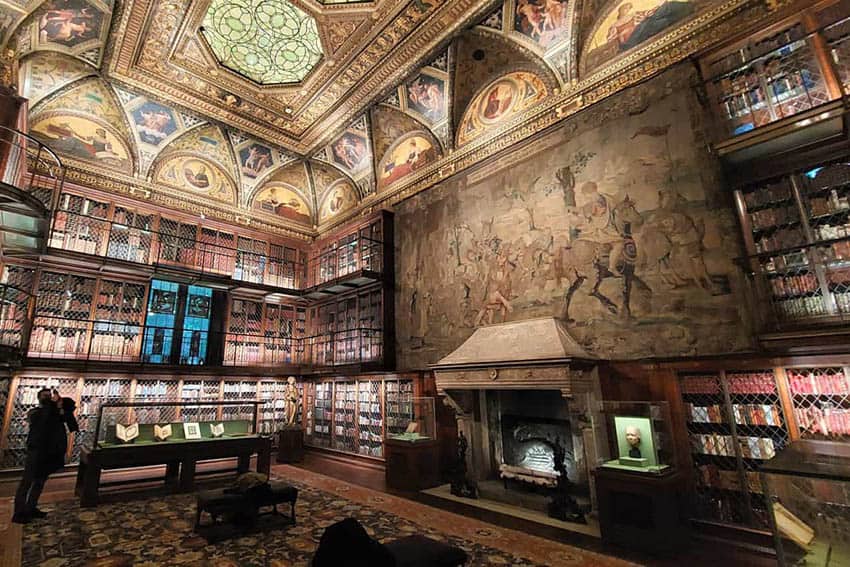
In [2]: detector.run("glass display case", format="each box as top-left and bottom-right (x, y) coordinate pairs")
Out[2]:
(90, 400), (262, 448)
(386, 397), (435, 443)
(598, 401), (675, 474)
(761, 440), (850, 566)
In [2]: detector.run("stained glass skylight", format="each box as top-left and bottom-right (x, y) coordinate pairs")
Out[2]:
(201, 0), (323, 85)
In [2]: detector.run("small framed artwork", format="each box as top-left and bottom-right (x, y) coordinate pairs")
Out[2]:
(187, 294), (211, 317)
(183, 422), (202, 440)
(151, 289), (177, 314)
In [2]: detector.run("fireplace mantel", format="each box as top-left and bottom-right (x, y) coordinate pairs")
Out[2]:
(431, 317), (597, 397)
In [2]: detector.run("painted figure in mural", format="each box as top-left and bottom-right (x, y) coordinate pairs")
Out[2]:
(39, 6), (97, 44)
(483, 82), (515, 121)
(137, 108), (172, 143)
(42, 122), (119, 161)
(242, 145), (272, 177)
(407, 75), (445, 121)
(556, 193), (651, 322)
(515, 0), (570, 48)
(474, 245), (515, 326)
(332, 133), (367, 170)
(606, 1), (694, 53)
(381, 138), (436, 187)
(184, 164), (210, 189)
(642, 190), (714, 290)
(283, 376), (300, 427)
(577, 182), (625, 276)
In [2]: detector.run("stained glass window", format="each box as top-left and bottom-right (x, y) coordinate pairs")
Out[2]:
(202, 0), (323, 84)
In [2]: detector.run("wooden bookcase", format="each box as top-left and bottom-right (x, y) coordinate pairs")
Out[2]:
(0, 373), (310, 470)
(673, 358), (850, 532)
(301, 373), (424, 462)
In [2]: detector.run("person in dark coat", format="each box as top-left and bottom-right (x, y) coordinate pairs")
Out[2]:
(12, 388), (77, 524)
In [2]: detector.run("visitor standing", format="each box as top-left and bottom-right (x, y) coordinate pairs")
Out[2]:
(12, 388), (77, 524)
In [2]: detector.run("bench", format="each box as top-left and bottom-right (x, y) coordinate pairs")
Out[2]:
(195, 481), (298, 532)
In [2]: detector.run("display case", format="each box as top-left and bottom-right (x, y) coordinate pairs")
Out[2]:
(761, 440), (850, 566)
(91, 400), (261, 449)
(599, 401), (675, 474)
(386, 397), (435, 442)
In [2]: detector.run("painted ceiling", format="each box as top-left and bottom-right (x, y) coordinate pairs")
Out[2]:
(2, 0), (758, 235)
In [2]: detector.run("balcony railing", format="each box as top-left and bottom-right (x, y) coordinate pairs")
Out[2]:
(741, 236), (850, 331)
(0, 284), (32, 351)
(0, 125), (64, 252)
(49, 209), (304, 289)
(26, 315), (383, 367)
(306, 235), (383, 288)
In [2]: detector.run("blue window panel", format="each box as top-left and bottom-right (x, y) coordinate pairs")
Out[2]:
(181, 285), (212, 365)
(143, 280), (178, 363)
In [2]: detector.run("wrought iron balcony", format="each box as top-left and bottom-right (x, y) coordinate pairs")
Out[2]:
(24, 315), (383, 368)
(0, 125), (64, 254)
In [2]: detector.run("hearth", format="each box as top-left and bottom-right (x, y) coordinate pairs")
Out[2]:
(432, 317), (606, 522)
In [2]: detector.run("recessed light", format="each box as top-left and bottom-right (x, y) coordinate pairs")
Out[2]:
(285, 107), (293, 114)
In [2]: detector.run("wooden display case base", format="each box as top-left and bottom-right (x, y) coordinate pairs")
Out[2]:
(385, 438), (440, 492)
(276, 427), (304, 464)
(594, 466), (688, 554)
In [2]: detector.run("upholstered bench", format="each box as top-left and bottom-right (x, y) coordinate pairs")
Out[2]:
(194, 481), (298, 530)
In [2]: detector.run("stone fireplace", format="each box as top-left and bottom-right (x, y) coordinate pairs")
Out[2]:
(432, 317), (605, 516)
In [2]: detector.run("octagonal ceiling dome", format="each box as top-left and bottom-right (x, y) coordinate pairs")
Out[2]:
(201, 0), (323, 85)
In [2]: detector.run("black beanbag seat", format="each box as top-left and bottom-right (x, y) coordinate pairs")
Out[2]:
(311, 518), (467, 567)
(385, 535), (468, 567)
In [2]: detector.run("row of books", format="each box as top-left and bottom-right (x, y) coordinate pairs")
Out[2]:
(29, 327), (88, 355)
(686, 403), (782, 426)
(726, 372), (778, 394)
(768, 272), (818, 297)
(82, 381), (129, 398)
(775, 295), (828, 319)
(680, 375), (722, 395)
(691, 433), (776, 459)
(742, 183), (792, 209)
(787, 369), (850, 395)
(795, 407), (850, 437)
(732, 404), (783, 426)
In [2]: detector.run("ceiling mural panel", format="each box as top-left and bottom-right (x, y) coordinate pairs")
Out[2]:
(377, 131), (440, 192)
(265, 160), (311, 197)
(371, 104), (437, 167)
(18, 51), (95, 105)
(457, 71), (548, 145)
(452, 28), (559, 129)
(10, 0), (113, 66)
(34, 77), (127, 133)
(314, 113), (375, 196)
(162, 124), (237, 179)
(512, 0), (571, 50)
(583, 0), (700, 73)
(153, 154), (237, 203)
(30, 113), (132, 172)
(250, 183), (312, 225)
(200, 0), (323, 85)
(318, 179), (358, 224)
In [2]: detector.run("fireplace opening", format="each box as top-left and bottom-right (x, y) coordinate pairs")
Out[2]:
(501, 414), (573, 477)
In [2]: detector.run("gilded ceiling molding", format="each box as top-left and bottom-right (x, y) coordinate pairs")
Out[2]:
(105, 0), (502, 154)
(317, 0), (767, 233)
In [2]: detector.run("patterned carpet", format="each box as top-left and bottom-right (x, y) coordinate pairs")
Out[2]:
(21, 466), (636, 567)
